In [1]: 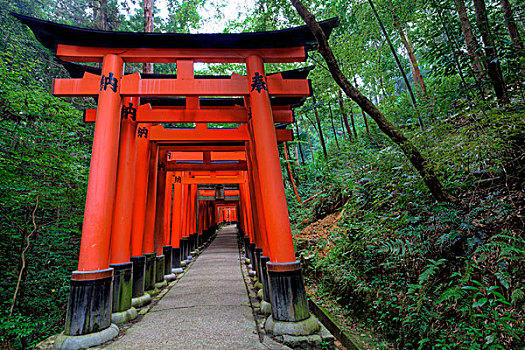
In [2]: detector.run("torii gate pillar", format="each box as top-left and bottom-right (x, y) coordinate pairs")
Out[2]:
(63, 54), (123, 339)
(246, 55), (311, 325)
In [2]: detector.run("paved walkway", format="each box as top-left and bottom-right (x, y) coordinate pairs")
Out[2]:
(103, 225), (268, 350)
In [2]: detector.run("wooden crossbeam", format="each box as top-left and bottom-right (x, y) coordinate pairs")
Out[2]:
(52, 72), (310, 98)
(159, 145), (245, 151)
(149, 124), (292, 142)
(166, 151), (246, 162)
(179, 176), (245, 184)
(83, 104), (294, 124)
(166, 161), (247, 171)
(56, 45), (307, 63)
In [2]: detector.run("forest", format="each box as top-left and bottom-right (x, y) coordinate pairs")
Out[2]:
(0, 0), (523, 349)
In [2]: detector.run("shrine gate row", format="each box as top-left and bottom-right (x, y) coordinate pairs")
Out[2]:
(13, 13), (338, 348)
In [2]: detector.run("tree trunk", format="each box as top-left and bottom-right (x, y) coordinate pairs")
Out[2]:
(294, 121), (306, 164)
(388, 0), (427, 97)
(328, 104), (340, 149)
(354, 78), (371, 135)
(312, 95), (328, 158)
(454, 0), (485, 75)
(367, 0), (423, 128)
(284, 142), (302, 203)
(338, 90), (353, 140)
(500, 0), (524, 52)
(143, 0), (155, 74)
(93, 0), (108, 30)
(500, 0), (525, 73)
(433, 1), (473, 99)
(339, 110), (346, 137)
(303, 117), (315, 164)
(289, 0), (455, 202)
(472, 0), (509, 105)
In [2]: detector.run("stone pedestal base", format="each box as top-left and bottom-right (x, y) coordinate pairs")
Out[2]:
(180, 237), (189, 260)
(109, 262), (133, 314)
(65, 269), (113, 336)
(267, 261), (309, 322)
(143, 253), (156, 292)
(55, 324), (119, 350)
(155, 255), (165, 284)
(111, 307), (137, 325)
(171, 247), (181, 269)
(265, 315), (320, 336)
(130, 256), (146, 299)
(163, 246), (172, 274)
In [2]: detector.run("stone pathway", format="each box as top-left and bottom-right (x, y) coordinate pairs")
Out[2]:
(103, 225), (269, 350)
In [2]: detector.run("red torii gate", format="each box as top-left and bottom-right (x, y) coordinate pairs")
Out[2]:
(14, 13), (338, 347)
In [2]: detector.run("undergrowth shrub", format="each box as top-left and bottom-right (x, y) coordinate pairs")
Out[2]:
(290, 105), (525, 349)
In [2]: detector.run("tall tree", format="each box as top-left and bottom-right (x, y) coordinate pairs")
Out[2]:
(472, 0), (509, 105)
(338, 90), (354, 140)
(289, 0), (455, 202)
(328, 104), (340, 149)
(294, 121), (306, 164)
(283, 142), (302, 203)
(387, 0), (428, 97)
(367, 0), (424, 128)
(93, 0), (108, 30)
(312, 95), (328, 158)
(453, 0), (485, 76)
(143, 0), (154, 74)
(499, 0), (524, 73)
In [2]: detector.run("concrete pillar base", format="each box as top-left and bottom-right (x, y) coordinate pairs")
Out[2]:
(131, 293), (152, 308)
(261, 301), (272, 315)
(145, 288), (159, 297)
(111, 307), (138, 325)
(54, 324), (119, 350)
(257, 289), (264, 300)
(155, 280), (168, 289)
(264, 315), (320, 336)
(164, 273), (177, 282)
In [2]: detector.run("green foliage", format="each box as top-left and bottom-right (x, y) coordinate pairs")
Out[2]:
(0, 5), (91, 348)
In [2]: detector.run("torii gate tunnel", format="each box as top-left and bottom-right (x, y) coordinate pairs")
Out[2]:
(13, 13), (338, 344)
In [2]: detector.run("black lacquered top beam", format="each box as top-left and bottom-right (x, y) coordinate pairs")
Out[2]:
(12, 13), (338, 51)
